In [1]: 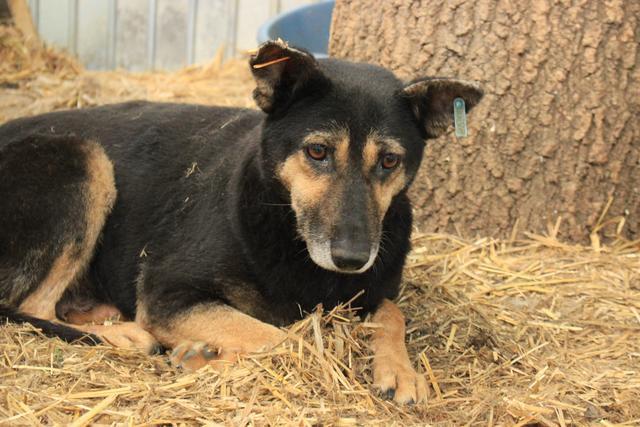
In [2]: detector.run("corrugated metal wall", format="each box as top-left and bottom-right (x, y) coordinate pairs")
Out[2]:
(27, 0), (318, 71)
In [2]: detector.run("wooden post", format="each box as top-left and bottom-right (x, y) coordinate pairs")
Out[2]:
(7, 0), (38, 40)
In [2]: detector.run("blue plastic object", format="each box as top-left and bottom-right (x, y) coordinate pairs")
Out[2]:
(453, 98), (468, 138)
(257, 1), (335, 58)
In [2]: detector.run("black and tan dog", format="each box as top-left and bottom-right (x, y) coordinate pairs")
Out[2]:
(0, 41), (482, 404)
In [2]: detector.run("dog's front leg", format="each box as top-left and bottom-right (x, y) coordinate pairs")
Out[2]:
(139, 303), (286, 371)
(371, 299), (428, 404)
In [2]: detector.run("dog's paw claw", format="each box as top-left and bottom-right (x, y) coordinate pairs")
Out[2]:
(182, 349), (198, 361)
(149, 343), (166, 355)
(381, 388), (396, 400)
(373, 358), (428, 405)
(169, 341), (229, 371)
(202, 346), (219, 360)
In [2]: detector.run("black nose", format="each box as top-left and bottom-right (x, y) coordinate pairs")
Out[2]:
(331, 242), (370, 271)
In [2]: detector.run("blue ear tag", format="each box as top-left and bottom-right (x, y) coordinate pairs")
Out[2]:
(453, 97), (468, 138)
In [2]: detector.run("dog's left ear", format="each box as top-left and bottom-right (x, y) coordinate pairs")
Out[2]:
(250, 40), (327, 114)
(402, 78), (484, 139)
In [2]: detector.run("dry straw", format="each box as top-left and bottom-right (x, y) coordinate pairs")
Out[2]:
(1, 25), (639, 426)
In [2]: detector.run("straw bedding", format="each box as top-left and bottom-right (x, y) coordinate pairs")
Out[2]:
(1, 26), (639, 426)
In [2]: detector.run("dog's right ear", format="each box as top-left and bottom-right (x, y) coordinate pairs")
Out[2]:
(402, 78), (484, 139)
(250, 40), (328, 114)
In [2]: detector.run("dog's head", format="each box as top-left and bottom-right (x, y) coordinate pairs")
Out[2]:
(250, 40), (483, 274)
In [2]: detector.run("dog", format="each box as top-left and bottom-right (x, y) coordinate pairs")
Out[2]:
(0, 40), (482, 404)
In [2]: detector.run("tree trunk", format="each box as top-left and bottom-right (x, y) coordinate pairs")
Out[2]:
(330, 0), (640, 242)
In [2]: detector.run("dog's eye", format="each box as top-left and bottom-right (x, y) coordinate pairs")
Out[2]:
(381, 153), (400, 170)
(306, 144), (328, 161)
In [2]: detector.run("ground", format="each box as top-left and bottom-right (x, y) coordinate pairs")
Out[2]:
(1, 26), (639, 426)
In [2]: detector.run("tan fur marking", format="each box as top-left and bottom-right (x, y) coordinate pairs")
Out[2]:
(331, 129), (350, 173)
(143, 304), (286, 371)
(362, 139), (379, 173)
(19, 246), (78, 319)
(135, 303), (151, 329)
(364, 135), (407, 219)
(19, 141), (116, 320)
(82, 141), (117, 250)
(151, 304), (285, 350)
(372, 172), (406, 219)
(371, 299), (428, 404)
(278, 150), (330, 211)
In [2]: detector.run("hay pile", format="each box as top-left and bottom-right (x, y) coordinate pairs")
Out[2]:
(1, 25), (639, 426)
(0, 25), (255, 124)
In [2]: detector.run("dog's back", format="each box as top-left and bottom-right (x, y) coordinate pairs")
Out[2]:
(0, 102), (263, 312)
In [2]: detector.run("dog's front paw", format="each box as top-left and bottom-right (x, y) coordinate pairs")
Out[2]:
(373, 354), (428, 404)
(169, 328), (286, 371)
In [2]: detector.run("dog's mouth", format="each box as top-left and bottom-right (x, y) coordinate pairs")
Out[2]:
(306, 239), (379, 274)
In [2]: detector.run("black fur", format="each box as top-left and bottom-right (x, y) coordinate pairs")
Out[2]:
(0, 135), (90, 305)
(0, 48), (482, 342)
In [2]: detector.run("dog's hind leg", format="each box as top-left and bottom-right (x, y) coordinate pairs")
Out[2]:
(0, 136), (115, 320)
(0, 135), (158, 353)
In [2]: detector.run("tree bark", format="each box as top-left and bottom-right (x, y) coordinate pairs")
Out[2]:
(330, 0), (640, 242)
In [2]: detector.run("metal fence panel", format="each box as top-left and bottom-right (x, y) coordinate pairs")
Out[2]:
(26, 0), (319, 71)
